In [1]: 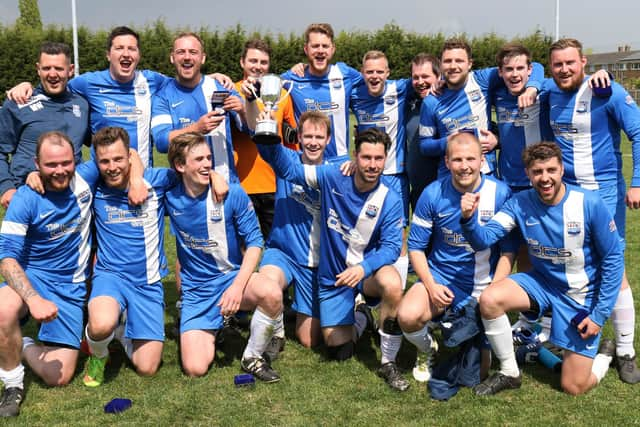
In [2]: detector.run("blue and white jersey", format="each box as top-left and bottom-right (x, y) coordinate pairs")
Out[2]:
(282, 63), (362, 160)
(0, 162), (99, 283)
(409, 175), (513, 298)
(461, 184), (623, 326)
(263, 144), (403, 287)
(165, 183), (263, 289)
(265, 149), (322, 268)
(350, 78), (412, 174)
(69, 69), (167, 168)
(93, 168), (177, 285)
(419, 64), (544, 177)
(493, 87), (553, 188)
(151, 76), (242, 183)
(544, 78), (640, 189)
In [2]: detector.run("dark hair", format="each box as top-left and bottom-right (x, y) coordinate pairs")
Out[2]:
(107, 26), (140, 51)
(168, 132), (208, 171)
(496, 43), (531, 67)
(354, 128), (391, 153)
(441, 38), (472, 60)
(36, 131), (74, 160)
(411, 52), (440, 76)
(242, 39), (271, 59)
(522, 141), (563, 168)
(40, 41), (71, 60)
(93, 127), (130, 151)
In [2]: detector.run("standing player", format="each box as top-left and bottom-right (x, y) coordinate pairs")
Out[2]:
(0, 131), (98, 417)
(151, 32), (246, 183)
(0, 41), (89, 208)
(397, 132), (514, 383)
(543, 38), (640, 382)
(281, 23), (362, 161)
(419, 38), (543, 177)
(405, 53), (441, 210)
(233, 38), (298, 238)
(461, 142), (623, 396)
(166, 133), (283, 381)
(260, 128), (408, 391)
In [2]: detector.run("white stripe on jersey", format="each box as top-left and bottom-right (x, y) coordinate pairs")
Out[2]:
(345, 184), (389, 267)
(142, 181), (162, 283)
(307, 209), (321, 267)
(150, 114), (173, 127)
(133, 72), (152, 168)
(0, 221), (28, 235)
(465, 73), (491, 174)
(202, 77), (231, 182)
(70, 174), (93, 283)
(411, 215), (432, 229)
(493, 211), (516, 231)
(563, 190), (588, 305)
(523, 102), (543, 148)
(205, 190), (234, 273)
(303, 164), (319, 189)
(328, 66), (348, 158)
(419, 124), (435, 137)
(473, 179), (497, 291)
(572, 84), (598, 190)
(383, 81), (399, 174)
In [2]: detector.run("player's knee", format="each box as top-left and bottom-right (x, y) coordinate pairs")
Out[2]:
(182, 360), (209, 378)
(327, 341), (354, 361)
(87, 317), (117, 338)
(136, 360), (161, 377)
(478, 288), (503, 317)
(397, 303), (423, 332)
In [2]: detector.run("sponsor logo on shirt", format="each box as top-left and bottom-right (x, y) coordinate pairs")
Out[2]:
(72, 104), (82, 118)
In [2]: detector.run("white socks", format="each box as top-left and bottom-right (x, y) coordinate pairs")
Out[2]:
(403, 322), (433, 353)
(243, 309), (278, 360)
(611, 287), (636, 357)
(85, 325), (114, 359)
(483, 314), (519, 377)
(379, 330), (402, 365)
(0, 365), (24, 389)
(591, 352), (613, 383)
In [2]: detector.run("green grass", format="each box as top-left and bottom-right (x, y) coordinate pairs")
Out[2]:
(3, 138), (640, 426)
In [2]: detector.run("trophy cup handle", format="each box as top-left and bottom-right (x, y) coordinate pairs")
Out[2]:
(281, 79), (294, 100)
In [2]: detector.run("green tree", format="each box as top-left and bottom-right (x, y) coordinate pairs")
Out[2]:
(16, 0), (42, 31)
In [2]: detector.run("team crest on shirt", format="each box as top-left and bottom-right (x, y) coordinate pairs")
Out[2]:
(78, 189), (92, 204)
(384, 95), (397, 105)
(566, 221), (582, 235)
(210, 207), (223, 222)
(135, 86), (147, 96)
(609, 219), (617, 233)
(72, 104), (81, 117)
(365, 204), (378, 218)
(576, 102), (589, 113)
(330, 78), (343, 89)
(479, 209), (494, 222)
(469, 90), (482, 102)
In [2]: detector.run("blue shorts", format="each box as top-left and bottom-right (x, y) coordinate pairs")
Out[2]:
(511, 271), (600, 358)
(317, 281), (380, 328)
(382, 173), (409, 226)
(430, 270), (485, 304)
(260, 248), (319, 318)
(91, 270), (165, 341)
(2, 272), (86, 349)
(180, 271), (239, 333)
(597, 181), (626, 245)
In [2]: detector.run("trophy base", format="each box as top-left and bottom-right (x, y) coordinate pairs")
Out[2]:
(252, 132), (281, 145)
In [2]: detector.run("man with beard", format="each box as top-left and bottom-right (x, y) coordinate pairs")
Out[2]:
(460, 141), (623, 396)
(542, 38), (640, 383)
(0, 132), (99, 417)
(0, 42), (90, 208)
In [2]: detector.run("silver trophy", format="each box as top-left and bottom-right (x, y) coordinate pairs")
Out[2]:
(252, 74), (293, 145)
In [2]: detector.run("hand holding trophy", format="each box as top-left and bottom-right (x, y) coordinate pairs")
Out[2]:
(250, 74), (293, 145)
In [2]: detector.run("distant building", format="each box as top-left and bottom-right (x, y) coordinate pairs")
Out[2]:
(587, 45), (640, 86)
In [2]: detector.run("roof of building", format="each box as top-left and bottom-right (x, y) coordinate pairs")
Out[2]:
(587, 49), (640, 65)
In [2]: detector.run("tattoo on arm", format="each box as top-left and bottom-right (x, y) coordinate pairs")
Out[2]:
(1, 260), (39, 301)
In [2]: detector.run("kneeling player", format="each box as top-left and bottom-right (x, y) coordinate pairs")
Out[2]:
(397, 133), (514, 383)
(167, 133), (283, 381)
(461, 142), (623, 396)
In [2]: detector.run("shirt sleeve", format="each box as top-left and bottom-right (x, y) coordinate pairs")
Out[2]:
(0, 188), (33, 260)
(150, 91), (173, 153)
(419, 96), (447, 156)
(360, 195), (403, 277)
(232, 186), (264, 249)
(606, 83), (640, 187)
(0, 101), (20, 195)
(461, 198), (518, 251)
(408, 184), (436, 252)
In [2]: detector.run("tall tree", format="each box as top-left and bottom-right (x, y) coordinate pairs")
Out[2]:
(16, 0), (42, 31)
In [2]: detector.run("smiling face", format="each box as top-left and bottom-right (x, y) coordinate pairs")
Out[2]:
(411, 61), (439, 99)
(526, 156), (566, 205)
(304, 31), (335, 76)
(445, 134), (483, 193)
(96, 138), (130, 190)
(240, 48), (269, 79)
(299, 120), (329, 165)
(498, 54), (532, 96)
(36, 138), (76, 192)
(37, 53), (73, 96)
(175, 142), (212, 194)
(171, 35), (206, 87)
(441, 48), (472, 90)
(354, 142), (386, 190)
(107, 34), (140, 83)
(362, 57), (389, 97)
(550, 47), (586, 92)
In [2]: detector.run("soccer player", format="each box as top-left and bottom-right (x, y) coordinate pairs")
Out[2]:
(0, 41), (89, 208)
(419, 38), (543, 177)
(258, 111), (329, 350)
(166, 132), (283, 382)
(281, 23), (362, 161)
(461, 141), (623, 396)
(6, 26), (233, 169)
(397, 132), (514, 383)
(233, 38), (298, 238)
(81, 127), (170, 387)
(260, 127), (408, 391)
(0, 131), (99, 417)
(405, 53), (441, 211)
(151, 32), (246, 184)
(543, 38), (640, 383)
